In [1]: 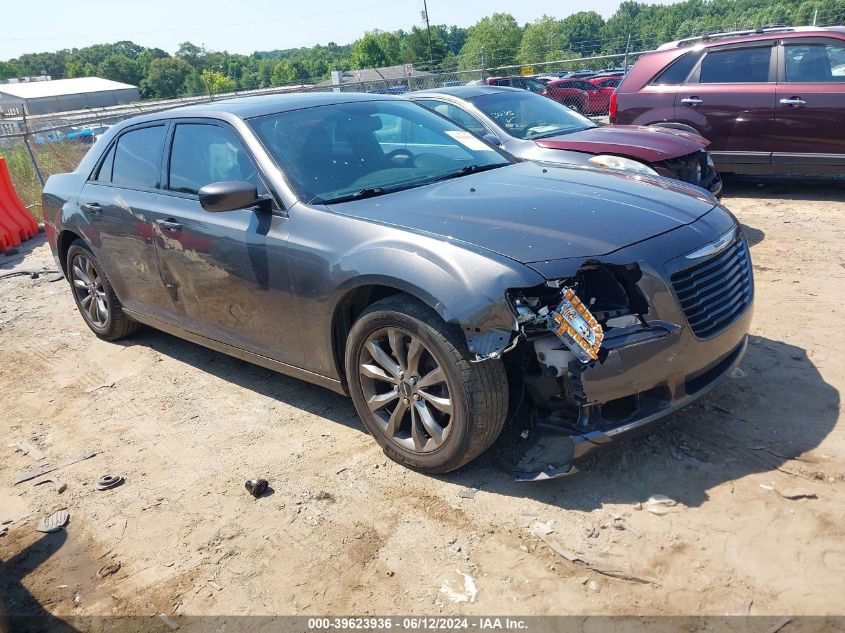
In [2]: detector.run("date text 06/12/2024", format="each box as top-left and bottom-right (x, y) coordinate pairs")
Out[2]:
(307, 617), (529, 630)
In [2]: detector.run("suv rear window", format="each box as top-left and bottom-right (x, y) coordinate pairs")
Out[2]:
(652, 52), (699, 84)
(699, 46), (772, 83)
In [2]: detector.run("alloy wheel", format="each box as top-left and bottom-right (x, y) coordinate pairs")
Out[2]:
(358, 327), (454, 453)
(71, 253), (109, 328)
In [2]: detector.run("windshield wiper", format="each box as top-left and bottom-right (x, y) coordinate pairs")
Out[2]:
(530, 126), (595, 140)
(430, 163), (508, 183)
(316, 187), (388, 204)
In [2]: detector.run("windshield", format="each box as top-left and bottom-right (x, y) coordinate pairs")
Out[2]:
(468, 90), (596, 140)
(248, 100), (510, 204)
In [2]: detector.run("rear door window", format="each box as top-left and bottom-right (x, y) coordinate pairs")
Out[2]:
(91, 144), (115, 183)
(417, 100), (491, 137)
(785, 41), (845, 82)
(111, 126), (166, 190)
(698, 46), (772, 83)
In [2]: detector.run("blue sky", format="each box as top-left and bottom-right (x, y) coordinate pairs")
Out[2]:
(1, 0), (678, 59)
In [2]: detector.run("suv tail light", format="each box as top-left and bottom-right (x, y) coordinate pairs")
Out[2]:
(609, 92), (618, 123)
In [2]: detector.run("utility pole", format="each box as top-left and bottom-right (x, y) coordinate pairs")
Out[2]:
(622, 33), (632, 73)
(422, 0), (434, 71)
(481, 47), (488, 82)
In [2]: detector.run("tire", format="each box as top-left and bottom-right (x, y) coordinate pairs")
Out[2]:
(345, 294), (508, 474)
(66, 240), (139, 341)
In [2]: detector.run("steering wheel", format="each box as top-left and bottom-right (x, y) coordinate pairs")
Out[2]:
(386, 148), (415, 166)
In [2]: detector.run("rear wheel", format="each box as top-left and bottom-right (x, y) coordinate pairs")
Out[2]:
(345, 295), (508, 473)
(67, 240), (139, 341)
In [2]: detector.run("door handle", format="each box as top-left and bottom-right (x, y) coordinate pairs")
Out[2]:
(155, 218), (182, 231)
(681, 97), (703, 106)
(81, 202), (102, 214)
(779, 97), (806, 107)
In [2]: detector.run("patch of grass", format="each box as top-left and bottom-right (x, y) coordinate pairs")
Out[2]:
(0, 141), (89, 222)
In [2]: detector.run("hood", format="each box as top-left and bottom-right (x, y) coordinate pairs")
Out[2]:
(534, 125), (708, 162)
(326, 162), (717, 264)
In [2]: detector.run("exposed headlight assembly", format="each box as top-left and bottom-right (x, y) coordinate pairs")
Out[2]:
(588, 154), (659, 176)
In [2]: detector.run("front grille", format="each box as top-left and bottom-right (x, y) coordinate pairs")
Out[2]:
(671, 238), (752, 339)
(656, 151), (721, 193)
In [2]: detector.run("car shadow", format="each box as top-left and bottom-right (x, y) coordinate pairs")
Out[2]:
(441, 335), (839, 511)
(741, 223), (765, 248)
(120, 328), (361, 431)
(123, 327), (838, 513)
(0, 233), (48, 270)
(722, 173), (845, 201)
(0, 530), (80, 633)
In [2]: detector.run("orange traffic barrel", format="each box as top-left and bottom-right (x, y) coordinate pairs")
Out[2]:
(0, 156), (38, 247)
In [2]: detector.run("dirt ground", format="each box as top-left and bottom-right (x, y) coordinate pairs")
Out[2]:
(1, 174), (844, 624)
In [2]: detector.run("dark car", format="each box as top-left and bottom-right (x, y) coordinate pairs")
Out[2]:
(486, 75), (590, 113)
(43, 93), (753, 480)
(612, 26), (845, 174)
(409, 86), (722, 195)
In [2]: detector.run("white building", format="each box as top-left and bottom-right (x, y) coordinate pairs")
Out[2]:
(0, 77), (139, 116)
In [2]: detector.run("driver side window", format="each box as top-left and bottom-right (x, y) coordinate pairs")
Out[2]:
(168, 123), (261, 196)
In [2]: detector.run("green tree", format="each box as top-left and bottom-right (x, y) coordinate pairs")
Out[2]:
(98, 54), (142, 85)
(201, 68), (236, 96)
(65, 61), (95, 78)
(271, 60), (309, 85)
(458, 13), (523, 70)
(402, 26), (448, 68)
(140, 57), (193, 98)
(351, 33), (391, 69)
(0, 60), (19, 80)
(560, 11), (605, 56)
(175, 42), (207, 70)
(519, 16), (566, 64)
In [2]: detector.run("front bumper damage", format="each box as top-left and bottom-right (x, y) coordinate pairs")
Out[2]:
(503, 225), (753, 481)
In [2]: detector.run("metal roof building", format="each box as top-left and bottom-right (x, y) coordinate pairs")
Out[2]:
(0, 77), (139, 115)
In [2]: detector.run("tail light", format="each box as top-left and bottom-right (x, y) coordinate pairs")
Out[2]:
(609, 92), (618, 122)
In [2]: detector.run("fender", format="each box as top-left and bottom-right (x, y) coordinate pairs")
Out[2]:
(331, 234), (546, 351)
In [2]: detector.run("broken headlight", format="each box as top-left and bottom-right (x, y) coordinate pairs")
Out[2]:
(512, 287), (604, 363)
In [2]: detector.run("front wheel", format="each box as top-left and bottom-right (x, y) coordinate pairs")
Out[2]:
(345, 295), (508, 473)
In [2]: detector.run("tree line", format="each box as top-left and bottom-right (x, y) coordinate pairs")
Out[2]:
(0, 0), (842, 100)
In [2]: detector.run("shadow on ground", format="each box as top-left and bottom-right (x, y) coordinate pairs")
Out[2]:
(722, 173), (845, 201)
(0, 530), (79, 633)
(121, 324), (838, 514)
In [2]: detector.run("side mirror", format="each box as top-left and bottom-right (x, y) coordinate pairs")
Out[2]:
(482, 133), (503, 147)
(198, 181), (265, 213)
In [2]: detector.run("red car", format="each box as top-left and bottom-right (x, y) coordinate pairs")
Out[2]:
(590, 75), (623, 89)
(547, 78), (615, 114)
(485, 76), (590, 114)
(611, 26), (845, 174)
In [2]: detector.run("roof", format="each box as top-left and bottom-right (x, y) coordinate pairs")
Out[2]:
(411, 85), (517, 99)
(125, 91), (404, 124)
(317, 64), (433, 86)
(0, 77), (137, 100)
(658, 25), (845, 50)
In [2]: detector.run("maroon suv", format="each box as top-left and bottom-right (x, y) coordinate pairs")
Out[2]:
(612, 26), (845, 174)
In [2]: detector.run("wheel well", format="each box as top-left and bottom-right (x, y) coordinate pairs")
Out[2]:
(649, 121), (701, 136)
(56, 230), (82, 274)
(331, 285), (405, 382)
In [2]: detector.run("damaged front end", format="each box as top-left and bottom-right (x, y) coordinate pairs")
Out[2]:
(503, 261), (687, 481)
